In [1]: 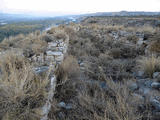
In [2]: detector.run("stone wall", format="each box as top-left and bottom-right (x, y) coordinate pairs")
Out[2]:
(30, 32), (69, 120)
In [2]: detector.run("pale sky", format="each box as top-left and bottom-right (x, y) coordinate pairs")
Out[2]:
(0, 0), (160, 15)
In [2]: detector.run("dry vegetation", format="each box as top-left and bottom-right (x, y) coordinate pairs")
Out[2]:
(48, 16), (160, 120)
(0, 51), (48, 120)
(0, 16), (160, 120)
(0, 29), (60, 119)
(0, 32), (48, 56)
(149, 33), (160, 53)
(137, 55), (160, 78)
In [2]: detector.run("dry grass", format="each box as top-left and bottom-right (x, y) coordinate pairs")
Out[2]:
(56, 55), (80, 83)
(47, 26), (69, 41)
(0, 51), (48, 120)
(149, 33), (160, 53)
(0, 17), (158, 119)
(47, 18), (160, 120)
(0, 32), (48, 57)
(149, 40), (160, 53)
(87, 24), (125, 32)
(49, 74), (142, 120)
(75, 78), (141, 120)
(109, 48), (122, 58)
(127, 35), (139, 44)
(126, 25), (155, 33)
(137, 55), (160, 78)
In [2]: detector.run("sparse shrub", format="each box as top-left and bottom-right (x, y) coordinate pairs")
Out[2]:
(64, 26), (77, 41)
(42, 34), (56, 42)
(109, 48), (122, 58)
(56, 55), (80, 83)
(98, 53), (113, 65)
(54, 31), (67, 40)
(47, 27), (68, 40)
(137, 55), (160, 78)
(1, 34), (25, 48)
(0, 32), (48, 57)
(120, 45), (138, 58)
(23, 48), (34, 58)
(64, 26), (76, 35)
(127, 35), (139, 44)
(149, 33), (160, 53)
(31, 39), (47, 54)
(52, 55), (80, 106)
(47, 27), (57, 34)
(149, 40), (160, 53)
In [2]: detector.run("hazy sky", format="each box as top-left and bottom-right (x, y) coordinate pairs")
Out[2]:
(0, 0), (160, 15)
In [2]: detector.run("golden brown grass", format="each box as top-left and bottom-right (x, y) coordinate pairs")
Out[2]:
(126, 25), (155, 33)
(56, 55), (80, 83)
(0, 32), (48, 56)
(49, 75), (142, 120)
(47, 17), (160, 120)
(76, 79), (141, 120)
(47, 26), (69, 42)
(86, 24), (124, 32)
(47, 20), (159, 120)
(149, 41), (160, 53)
(0, 51), (48, 120)
(137, 55), (160, 78)
(49, 45), (141, 120)
(149, 33), (160, 53)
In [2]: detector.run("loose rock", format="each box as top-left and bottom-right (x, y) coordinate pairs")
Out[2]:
(129, 83), (138, 91)
(150, 99), (160, 112)
(151, 82), (160, 89)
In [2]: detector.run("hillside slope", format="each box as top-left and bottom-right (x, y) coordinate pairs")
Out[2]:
(48, 17), (160, 120)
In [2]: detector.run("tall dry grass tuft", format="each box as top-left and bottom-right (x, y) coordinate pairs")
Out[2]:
(47, 26), (68, 41)
(149, 32), (160, 53)
(56, 55), (80, 83)
(104, 80), (142, 120)
(137, 55), (160, 78)
(0, 51), (48, 120)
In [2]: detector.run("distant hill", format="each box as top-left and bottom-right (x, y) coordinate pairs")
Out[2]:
(0, 12), (75, 25)
(1, 11), (160, 25)
(0, 13), (53, 24)
(0, 13), (35, 20)
(84, 11), (160, 17)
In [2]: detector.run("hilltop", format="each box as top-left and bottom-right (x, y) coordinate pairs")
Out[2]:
(0, 15), (160, 119)
(84, 11), (160, 17)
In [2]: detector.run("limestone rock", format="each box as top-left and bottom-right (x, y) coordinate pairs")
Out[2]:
(150, 99), (160, 112)
(129, 83), (138, 91)
(151, 82), (160, 89)
(153, 72), (160, 79)
(46, 51), (63, 56)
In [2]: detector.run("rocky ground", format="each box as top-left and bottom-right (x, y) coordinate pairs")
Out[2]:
(0, 16), (160, 120)
(48, 17), (160, 120)
(0, 27), (70, 119)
